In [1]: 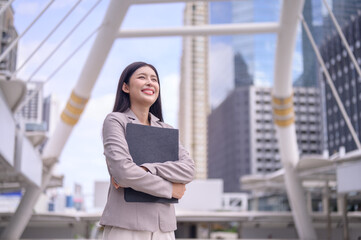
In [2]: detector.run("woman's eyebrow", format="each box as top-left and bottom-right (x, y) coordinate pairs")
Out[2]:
(137, 73), (157, 78)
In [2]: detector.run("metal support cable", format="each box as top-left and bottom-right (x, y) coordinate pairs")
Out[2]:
(26, 0), (102, 82)
(300, 14), (361, 150)
(46, 26), (101, 82)
(321, 0), (361, 87)
(11, 0), (82, 79)
(0, 0), (55, 63)
(0, 0), (16, 18)
(14, 25), (102, 114)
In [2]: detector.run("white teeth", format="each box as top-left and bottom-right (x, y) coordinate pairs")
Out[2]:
(142, 90), (154, 95)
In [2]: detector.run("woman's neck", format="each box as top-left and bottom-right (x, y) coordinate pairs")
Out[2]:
(130, 105), (150, 125)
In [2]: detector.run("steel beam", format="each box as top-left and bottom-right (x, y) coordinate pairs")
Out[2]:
(132, 0), (231, 4)
(117, 23), (279, 38)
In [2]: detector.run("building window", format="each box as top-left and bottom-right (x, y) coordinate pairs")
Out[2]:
(341, 119), (345, 127)
(344, 66), (348, 73)
(337, 69), (342, 77)
(342, 50), (347, 57)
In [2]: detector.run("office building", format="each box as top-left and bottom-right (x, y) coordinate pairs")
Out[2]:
(208, 0), (282, 108)
(19, 82), (46, 130)
(208, 86), (323, 192)
(320, 11), (361, 154)
(231, 1), (281, 86)
(234, 52), (253, 87)
(296, 0), (324, 87)
(179, 2), (209, 179)
(0, 0), (17, 74)
(42, 94), (61, 135)
(297, 0), (361, 87)
(323, 0), (361, 31)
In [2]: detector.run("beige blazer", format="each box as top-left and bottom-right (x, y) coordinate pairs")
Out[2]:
(100, 108), (195, 232)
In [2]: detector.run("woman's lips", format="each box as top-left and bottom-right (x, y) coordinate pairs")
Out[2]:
(142, 89), (154, 95)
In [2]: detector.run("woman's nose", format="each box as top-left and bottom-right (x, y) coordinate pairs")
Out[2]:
(145, 78), (153, 85)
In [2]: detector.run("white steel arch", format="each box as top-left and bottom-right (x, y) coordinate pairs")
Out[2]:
(2, 0), (319, 239)
(272, 0), (317, 239)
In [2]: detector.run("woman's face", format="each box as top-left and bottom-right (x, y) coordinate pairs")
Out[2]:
(122, 66), (160, 108)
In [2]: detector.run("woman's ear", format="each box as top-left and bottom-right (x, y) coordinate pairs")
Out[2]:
(122, 83), (130, 93)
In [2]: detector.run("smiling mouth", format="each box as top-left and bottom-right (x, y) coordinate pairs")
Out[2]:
(142, 89), (155, 95)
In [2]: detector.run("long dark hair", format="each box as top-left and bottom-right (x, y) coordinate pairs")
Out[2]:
(112, 61), (163, 122)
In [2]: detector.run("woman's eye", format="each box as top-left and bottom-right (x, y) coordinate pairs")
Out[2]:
(139, 76), (145, 79)
(152, 78), (158, 82)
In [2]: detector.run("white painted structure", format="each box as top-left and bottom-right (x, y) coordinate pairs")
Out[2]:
(176, 179), (223, 211)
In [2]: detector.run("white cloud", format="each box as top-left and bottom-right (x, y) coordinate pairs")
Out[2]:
(161, 73), (180, 128)
(16, 40), (62, 80)
(52, 0), (80, 10)
(15, 2), (41, 16)
(209, 42), (234, 109)
(82, 94), (115, 124)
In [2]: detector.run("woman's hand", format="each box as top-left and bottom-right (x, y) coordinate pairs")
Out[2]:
(172, 183), (186, 199)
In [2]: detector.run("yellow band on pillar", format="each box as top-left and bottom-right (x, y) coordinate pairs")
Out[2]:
(61, 111), (79, 126)
(60, 90), (89, 126)
(66, 102), (84, 115)
(273, 106), (294, 116)
(70, 91), (89, 105)
(274, 116), (295, 127)
(272, 94), (293, 105)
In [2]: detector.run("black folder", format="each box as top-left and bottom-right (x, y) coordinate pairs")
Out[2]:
(124, 123), (179, 203)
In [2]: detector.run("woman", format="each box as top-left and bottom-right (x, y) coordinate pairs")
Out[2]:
(101, 62), (195, 240)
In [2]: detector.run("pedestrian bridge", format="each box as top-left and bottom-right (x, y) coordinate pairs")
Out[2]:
(1, 0), (361, 239)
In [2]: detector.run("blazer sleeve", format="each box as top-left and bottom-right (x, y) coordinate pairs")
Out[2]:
(102, 113), (173, 199)
(141, 123), (196, 184)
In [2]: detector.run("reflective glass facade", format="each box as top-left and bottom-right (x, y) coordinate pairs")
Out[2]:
(231, 0), (280, 87)
(321, 12), (361, 154)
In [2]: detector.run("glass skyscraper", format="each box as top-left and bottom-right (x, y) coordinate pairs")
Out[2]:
(296, 0), (324, 87)
(232, 0), (280, 87)
(209, 0), (286, 108)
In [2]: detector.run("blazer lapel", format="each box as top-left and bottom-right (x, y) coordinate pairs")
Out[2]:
(124, 108), (161, 127)
(149, 112), (161, 127)
(123, 108), (141, 124)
